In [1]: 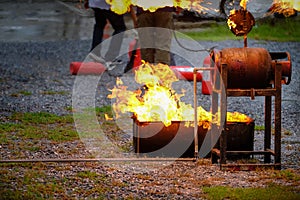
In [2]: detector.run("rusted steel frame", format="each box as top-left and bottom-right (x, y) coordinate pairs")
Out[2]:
(244, 34), (247, 47)
(211, 90), (219, 164)
(266, 148), (276, 155)
(211, 148), (220, 157)
(0, 157), (197, 164)
(193, 67), (215, 159)
(274, 62), (282, 170)
(264, 96), (272, 163)
(211, 59), (279, 168)
(226, 151), (274, 155)
(227, 89), (277, 97)
(211, 87), (220, 164)
(220, 63), (228, 165)
(284, 52), (292, 85)
(270, 51), (292, 85)
(208, 61), (227, 165)
(193, 70), (198, 158)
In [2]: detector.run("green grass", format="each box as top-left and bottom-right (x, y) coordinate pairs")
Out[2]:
(254, 125), (265, 131)
(0, 107), (119, 156)
(249, 18), (300, 41)
(0, 112), (78, 150)
(0, 123), (78, 142)
(95, 105), (113, 116)
(40, 90), (69, 95)
(202, 184), (300, 200)
(11, 90), (32, 97)
(9, 112), (73, 124)
(183, 17), (300, 42)
(272, 169), (300, 181)
(182, 22), (238, 41)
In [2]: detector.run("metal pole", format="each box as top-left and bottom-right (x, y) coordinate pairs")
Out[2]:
(193, 68), (199, 159)
(264, 96), (271, 163)
(220, 63), (228, 166)
(274, 62), (282, 169)
(193, 67), (215, 160)
(0, 157), (197, 163)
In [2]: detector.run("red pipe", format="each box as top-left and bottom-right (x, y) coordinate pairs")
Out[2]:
(70, 62), (106, 75)
(170, 66), (202, 81)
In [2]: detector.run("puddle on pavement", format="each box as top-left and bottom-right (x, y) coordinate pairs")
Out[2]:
(0, 1), (96, 42)
(0, 0), (273, 42)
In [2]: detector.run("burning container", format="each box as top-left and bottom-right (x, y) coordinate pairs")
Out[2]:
(216, 120), (255, 160)
(133, 119), (208, 158)
(133, 118), (255, 158)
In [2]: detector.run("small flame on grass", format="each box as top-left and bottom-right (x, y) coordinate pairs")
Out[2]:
(105, 114), (114, 121)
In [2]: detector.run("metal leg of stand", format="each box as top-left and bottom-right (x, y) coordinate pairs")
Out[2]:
(274, 63), (282, 169)
(264, 96), (271, 163)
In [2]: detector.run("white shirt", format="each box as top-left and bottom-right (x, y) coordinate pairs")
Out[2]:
(88, 0), (110, 10)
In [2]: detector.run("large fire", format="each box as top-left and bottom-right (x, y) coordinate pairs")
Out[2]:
(105, 0), (299, 16)
(107, 63), (252, 128)
(105, 0), (214, 14)
(269, 0), (299, 17)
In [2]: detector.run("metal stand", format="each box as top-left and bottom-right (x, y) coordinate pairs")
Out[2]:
(211, 62), (283, 170)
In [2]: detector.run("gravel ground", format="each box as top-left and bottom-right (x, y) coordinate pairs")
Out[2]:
(1, 38), (299, 152)
(0, 1), (299, 197)
(0, 36), (299, 198)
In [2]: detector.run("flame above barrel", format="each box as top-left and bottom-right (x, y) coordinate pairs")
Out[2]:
(107, 63), (252, 127)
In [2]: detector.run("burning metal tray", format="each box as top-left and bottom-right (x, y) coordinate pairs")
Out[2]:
(133, 119), (254, 158)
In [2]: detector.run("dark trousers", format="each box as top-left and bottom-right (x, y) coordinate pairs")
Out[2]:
(91, 8), (126, 61)
(137, 10), (173, 65)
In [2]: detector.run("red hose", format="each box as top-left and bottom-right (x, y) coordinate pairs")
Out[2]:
(70, 62), (106, 75)
(170, 66), (202, 81)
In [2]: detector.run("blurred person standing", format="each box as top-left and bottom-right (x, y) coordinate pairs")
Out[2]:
(136, 6), (177, 65)
(87, 0), (127, 62)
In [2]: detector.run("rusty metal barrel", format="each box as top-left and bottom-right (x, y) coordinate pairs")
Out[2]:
(213, 47), (272, 89)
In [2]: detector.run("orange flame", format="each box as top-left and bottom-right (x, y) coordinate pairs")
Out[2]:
(108, 63), (197, 127)
(226, 0), (248, 32)
(106, 0), (299, 16)
(269, 0), (298, 17)
(105, 113), (114, 121)
(226, 112), (252, 123)
(108, 63), (252, 128)
(106, 0), (188, 14)
(240, 0), (247, 9)
(274, 0), (299, 10)
(227, 17), (237, 29)
(106, 0), (212, 14)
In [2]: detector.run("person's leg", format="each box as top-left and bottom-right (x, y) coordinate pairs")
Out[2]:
(104, 10), (126, 61)
(91, 8), (107, 51)
(153, 11), (173, 65)
(137, 12), (155, 64)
